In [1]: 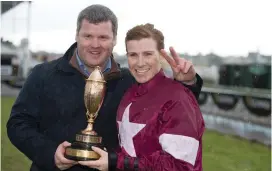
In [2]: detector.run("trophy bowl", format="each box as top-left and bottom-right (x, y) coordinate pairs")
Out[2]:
(65, 66), (106, 161)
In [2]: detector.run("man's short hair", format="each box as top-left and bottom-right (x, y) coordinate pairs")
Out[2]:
(76, 4), (118, 37)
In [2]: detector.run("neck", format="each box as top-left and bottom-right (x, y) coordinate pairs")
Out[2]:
(76, 49), (109, 73)
(86, 62), (107, 73)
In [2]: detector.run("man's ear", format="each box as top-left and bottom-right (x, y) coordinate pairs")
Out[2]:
(75, 31), (79, 42)
(113, 36), (117, 46)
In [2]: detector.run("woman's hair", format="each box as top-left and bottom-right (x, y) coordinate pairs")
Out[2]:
(125, 23), (170, 69)
(125, 23), (164, 51)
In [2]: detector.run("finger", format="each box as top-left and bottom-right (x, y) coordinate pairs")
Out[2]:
(56, 142), (76, 164)
(178, 61), (191, 74)
(60, 163), (76, 170)
(78, 160), (101, 167)
(176, 65), (187, 74)
(92, 146), (107, 155)
(160, 49), (177, 68)
(183, 62), (193, 73)
(169, 47), (180, 64)
(60, 142), (72, 154)
(177, 58), (186, 70)
(57, 153), (77, 164)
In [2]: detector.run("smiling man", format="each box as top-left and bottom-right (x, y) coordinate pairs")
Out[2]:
(6, 4), (203, 171)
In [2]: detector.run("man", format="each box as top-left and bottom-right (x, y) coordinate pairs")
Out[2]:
(6, 4), (203, 171)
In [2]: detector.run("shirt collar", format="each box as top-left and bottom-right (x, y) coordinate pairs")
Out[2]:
(76, 49), (111, 76)
(133, 69), (166, 98)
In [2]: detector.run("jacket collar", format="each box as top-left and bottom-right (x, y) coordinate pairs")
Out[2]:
(57, 42), (122, 80)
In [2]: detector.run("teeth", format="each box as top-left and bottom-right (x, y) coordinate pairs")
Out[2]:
(90, 51), (100, 54)
(136, 69), (149, 73)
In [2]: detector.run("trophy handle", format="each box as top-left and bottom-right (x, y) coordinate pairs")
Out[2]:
(86, 111), (94, 123)
(86, 111), (100, 123)
(82, 111), (97, 135)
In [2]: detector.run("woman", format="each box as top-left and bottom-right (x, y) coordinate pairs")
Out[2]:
(79, 23), (205, 171)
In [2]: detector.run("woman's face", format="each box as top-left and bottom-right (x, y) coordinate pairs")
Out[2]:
(126, 38), (162, 83)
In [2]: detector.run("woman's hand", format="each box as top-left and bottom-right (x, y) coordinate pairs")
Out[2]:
(78, 146), (108, 171)
(161, 47), (196, 85)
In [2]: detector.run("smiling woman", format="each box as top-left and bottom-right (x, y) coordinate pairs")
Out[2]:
(77, 23), (205, 171)
(125, 23), (171, 83)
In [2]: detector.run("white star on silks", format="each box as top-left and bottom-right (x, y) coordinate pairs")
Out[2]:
(117, 103), (146, 157)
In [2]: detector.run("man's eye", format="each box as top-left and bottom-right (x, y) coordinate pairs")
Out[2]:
(100, 36), (108, 39)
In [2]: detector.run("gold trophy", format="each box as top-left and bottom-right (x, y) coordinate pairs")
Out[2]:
(65, 66), (106, 161)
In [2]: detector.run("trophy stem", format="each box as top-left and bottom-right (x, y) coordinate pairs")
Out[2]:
(82, 119), (97, 135)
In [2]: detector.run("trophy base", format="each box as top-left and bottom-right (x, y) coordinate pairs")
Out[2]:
(64, 133), (104, 161)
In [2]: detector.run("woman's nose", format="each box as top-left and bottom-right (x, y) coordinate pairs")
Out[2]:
(137, 56), (145, 67)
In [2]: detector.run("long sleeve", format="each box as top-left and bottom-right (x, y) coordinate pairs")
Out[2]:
(181, 73), (203, 100)
(110, 96), (204, 171)
(6, 65), (60, 171)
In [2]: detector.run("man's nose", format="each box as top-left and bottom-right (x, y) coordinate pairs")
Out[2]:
(90, 38), (100, 48)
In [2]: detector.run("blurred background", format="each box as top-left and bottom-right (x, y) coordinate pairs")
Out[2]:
(1, 0), (271, 171)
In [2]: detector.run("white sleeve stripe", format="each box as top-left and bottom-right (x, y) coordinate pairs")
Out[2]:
(159, 133), (199, 166)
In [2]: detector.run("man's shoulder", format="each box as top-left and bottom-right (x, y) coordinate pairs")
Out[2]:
(119, 67), (135, 83)
(29, 58), (63, 82)
(119, 67), (131, 76)
(33, 58), (61, 72)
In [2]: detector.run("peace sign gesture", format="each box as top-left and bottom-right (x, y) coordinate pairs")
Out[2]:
(161, 47), (196, 84)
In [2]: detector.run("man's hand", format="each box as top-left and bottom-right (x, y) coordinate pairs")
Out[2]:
(54, 141), (78, 170)
(78, 146), (108, 171)
(161, 47), (196, 85)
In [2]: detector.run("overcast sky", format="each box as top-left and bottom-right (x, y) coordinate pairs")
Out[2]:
(1, 0), (272, 56)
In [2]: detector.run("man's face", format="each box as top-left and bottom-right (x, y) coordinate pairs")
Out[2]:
(76, 19), (116, 68)
(126, 38), (162, 83)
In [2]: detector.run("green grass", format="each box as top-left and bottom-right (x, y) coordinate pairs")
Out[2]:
(1, 97), (31, 171)
(1, 97), (271, 171)
(203, 131), (271, 171)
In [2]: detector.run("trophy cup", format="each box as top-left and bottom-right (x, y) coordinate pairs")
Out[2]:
(65, 66), (106, 161)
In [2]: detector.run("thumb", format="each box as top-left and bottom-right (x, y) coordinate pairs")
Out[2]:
(62, 141), (71, 148)
(92, 146), (105, 155)
(177, 65), (186, 74)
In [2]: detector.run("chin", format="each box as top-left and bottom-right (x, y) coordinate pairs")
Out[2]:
(86, 59), (102, 67)
(135, 76), (151, 84)
(85, 55), (104, 65)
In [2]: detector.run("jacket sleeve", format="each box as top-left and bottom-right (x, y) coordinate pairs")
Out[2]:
(180, 73), (203, 100)
(109, 96), (204, 171)
(6, 65), (60, 171)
